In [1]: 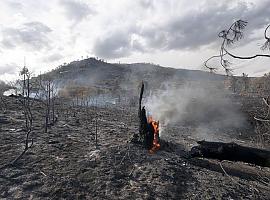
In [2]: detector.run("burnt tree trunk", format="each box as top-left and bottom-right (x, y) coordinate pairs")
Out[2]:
(190, 141), (270, 167)
(136, 81), (154, 149)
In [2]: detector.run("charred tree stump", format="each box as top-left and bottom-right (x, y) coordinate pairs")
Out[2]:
(133, 81), (154, 149)
(190, 141), (270, 167)
(138, 82), (147, 139)
(138, 106), (154, 149)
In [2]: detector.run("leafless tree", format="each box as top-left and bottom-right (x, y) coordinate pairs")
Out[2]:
(12, 67), (38, 164)
(38, 75), (58, 133)
(0, 82), (8, 112)
(205, 20), (270, 74)
(242, 73), (249, 92)
(94, 99), (98, 148)
(231, 75), (237, 93)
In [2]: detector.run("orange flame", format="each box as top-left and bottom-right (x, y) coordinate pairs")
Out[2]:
(148, 116), (160, 154)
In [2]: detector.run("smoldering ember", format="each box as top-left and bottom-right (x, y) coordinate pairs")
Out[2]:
(1, 2), (270, 199)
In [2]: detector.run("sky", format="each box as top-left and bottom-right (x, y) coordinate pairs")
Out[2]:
(0, 0), (269, 81)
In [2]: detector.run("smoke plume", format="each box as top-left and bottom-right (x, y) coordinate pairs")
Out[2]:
(144, 81), (247, 140)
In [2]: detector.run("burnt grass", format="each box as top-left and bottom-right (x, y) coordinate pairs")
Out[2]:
(0, 96), (270, 200)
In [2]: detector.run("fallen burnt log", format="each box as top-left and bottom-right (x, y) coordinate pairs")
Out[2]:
(190, 140), (270, 167)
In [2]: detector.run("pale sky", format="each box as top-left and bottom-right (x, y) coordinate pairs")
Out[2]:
(0, 0), (269, 81)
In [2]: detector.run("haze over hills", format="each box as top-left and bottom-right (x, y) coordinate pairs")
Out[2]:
(42, 58), (226, 97)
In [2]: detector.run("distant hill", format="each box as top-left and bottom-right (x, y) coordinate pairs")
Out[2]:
(41, 58), (226, 97)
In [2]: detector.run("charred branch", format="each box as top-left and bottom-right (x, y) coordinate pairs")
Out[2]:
(203, 54), (221, 73)
(224, 48), (270, 59)
(261, 24), (270, 51)
(205, 20), (270, 74)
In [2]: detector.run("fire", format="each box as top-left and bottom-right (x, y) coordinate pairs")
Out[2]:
(148, 116), (160, 154)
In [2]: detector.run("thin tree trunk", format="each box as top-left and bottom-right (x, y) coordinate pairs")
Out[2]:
(95, 99), (98, 148)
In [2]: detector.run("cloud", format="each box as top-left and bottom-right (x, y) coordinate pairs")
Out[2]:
(1, 21), (52, 51)
(139, 0), (154, 9)
(0, 0), (269, 77)
(93, 32), (133, 59)
(42, 53), (64, 63)
(246, 1), (270, 27)
(60, 0), (95, 23)
(137, 1), (270, 51)
(6, 1), (23, 10)
(92, 0), (270, 59)
(92, 27), (148, 59)
(0, 63), (18, 75)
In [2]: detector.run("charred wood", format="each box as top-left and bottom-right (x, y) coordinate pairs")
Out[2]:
(133, 81), (154, 149)
(190, 140), (270, 167)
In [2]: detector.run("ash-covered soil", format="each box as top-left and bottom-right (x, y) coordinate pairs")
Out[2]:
(0, 96), (270, 199)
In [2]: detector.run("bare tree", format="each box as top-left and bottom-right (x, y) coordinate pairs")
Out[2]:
(38, 75), (58, 133)
(231, 75), (237, 93)
(205, 20), (270, 74)
(0, 96), (9, 114)
(242, 73), (249, 92)
(94, 99), (98, 148)
(12, 67), (38, 164)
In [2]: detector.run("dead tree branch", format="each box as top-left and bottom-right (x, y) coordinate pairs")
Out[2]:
(205, 20), (270, 74)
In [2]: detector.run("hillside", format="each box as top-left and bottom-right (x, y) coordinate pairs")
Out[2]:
(42, 58), (225, 96)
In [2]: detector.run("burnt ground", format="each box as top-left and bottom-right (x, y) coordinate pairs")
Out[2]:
(0, 96), (270, 200)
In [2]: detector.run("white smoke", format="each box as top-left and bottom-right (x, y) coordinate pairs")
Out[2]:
(144, 81), (247, 139)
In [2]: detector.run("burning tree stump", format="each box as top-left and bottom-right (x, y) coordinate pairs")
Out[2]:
(134, 81), (160, 152)
(190, 141), (270, 167)
(139, 106), (154, 149)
